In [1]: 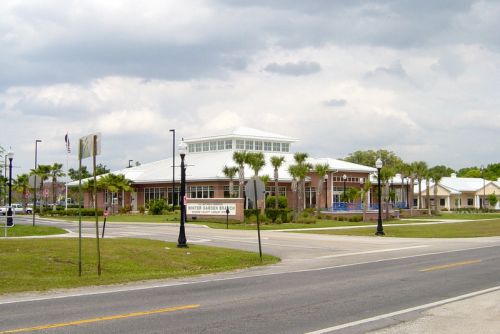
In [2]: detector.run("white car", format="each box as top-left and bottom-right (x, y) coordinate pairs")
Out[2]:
(0, 204), (33, 215)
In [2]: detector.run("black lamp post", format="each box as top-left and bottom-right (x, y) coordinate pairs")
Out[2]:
(33, 139), (41, 226)
(324, 174), (329, 209)
(170, 129), (175, 207)
(177, 140), (188, 248)
(342, 174), (347, 202)
(7, 150), (14, 227)
(375, 158), (384, 235)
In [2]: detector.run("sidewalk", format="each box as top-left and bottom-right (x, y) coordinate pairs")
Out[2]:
(368, 289), (500, 333)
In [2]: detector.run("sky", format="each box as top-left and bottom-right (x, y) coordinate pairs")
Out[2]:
(1, 0), (500, 178)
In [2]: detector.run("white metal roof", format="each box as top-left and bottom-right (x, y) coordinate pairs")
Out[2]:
(184, 126), (298, 143)
(415, 176), (493, 194)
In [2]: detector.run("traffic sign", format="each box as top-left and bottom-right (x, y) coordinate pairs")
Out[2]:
(244, 178), (266, 201)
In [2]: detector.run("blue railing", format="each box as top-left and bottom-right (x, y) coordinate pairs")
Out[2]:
(330, 202), (380, 211)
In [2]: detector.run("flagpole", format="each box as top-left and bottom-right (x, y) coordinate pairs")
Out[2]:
(65, 148), (68, 211)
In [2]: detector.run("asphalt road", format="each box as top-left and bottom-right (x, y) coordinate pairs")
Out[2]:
(1, 217), (500, 333)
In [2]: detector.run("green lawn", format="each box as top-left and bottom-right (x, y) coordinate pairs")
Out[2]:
(0, 238), (279, 294)
(0, 224), (68, 237)
(301, 219), (500, 238)
(412, 213), (500, 220)
(43, 213), (179, 223)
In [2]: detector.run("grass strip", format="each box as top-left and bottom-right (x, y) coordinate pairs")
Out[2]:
(0, 225), (67, 237)
(299, 219), (500, 238)
(0, 238), (279, 295)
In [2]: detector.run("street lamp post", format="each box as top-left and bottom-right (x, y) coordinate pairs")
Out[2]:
(7, 150), (14, 227)
(33, 140), (41, 227)
(342, 174), (347, 203)
(170, 129), (175, 207)
(375, 158), (384, 235)
(177, 140), (187, 248)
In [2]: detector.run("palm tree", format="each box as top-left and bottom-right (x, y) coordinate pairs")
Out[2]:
(425, 170), (432, 215)
(414, 161), (428, 209)
(232, 151), (248, 198)
(314, 163), (330, 216)
(50, 163), (65, 209)
(270, 156), (286, 208)
(360, 178), (372, 222)
(245, 152), (266, 211)
(429, 166), (446, 214)
(222, 165), (239, 198)
(13, 174), (30, 211)
(288, 154), (311, 219)
(99, 174), (133, 213)
(30, 164), (51, 212)
(408, 162), (419, 216)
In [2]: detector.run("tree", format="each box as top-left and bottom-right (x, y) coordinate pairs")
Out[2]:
(413, 161), (428, 209)
(30, 164), (51, 212)
(488, 193), (498, 208)
(99, 174), (132, 213)
(233, 151), (249, 198)
(50, 163), (65, 207)
(68, 166), (91, 181)
(270, 156), (286, 209)
(314, 163), (329, 216)
(222, 165), (239, 198)
(13, 174), (30, 210)
(360, 178), (372, 221)
(95, 164), (110, 176)
(344, 149), (403, 170)
(429, 165), (449, 214)
(288, 153), (311, 219)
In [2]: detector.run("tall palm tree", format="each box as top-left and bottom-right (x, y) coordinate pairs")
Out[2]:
(288, 164), (301, 221)
(13, 174), (30, 211)
(360, 178), (372, 222)
(30, 164), (51, 212)
(425, 170), (432, 215)
(413, 161), (428, 209)
(293, 152), (310, 215)
(408, 162), (419, 216)
(429, 166), (446, 214)
(314, 163), (330, 216)
(270, 156), (285, 208)
(99, 174), (132, 213)
(222, 165), (239, 198)
(50, 163), (65, 208)
(233, 151), (248, 198)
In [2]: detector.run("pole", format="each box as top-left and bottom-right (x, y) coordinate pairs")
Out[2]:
(226, 206), (229, 229)
(376, 167), (385, 235)
(253, 178), (262, 261)
(78, 139), (82, 276)
(65, 148), (68, 211)
(7, 157), (13, 227)
(102, 208), (108, 238)
(177, 152), (187, 248)
(33, 140), (40, 226)
(93, 135), (101, 276)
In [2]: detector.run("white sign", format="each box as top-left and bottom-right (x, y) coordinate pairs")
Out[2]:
(187, 203), (236, 216)
(79, 133), (101, 159)
(28, 175), (42, 189)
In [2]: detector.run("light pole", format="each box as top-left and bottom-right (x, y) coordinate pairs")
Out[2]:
(7, 150), (14, 227)
(324, 173), (329, 209)
(375, 158), (384, 235)
(170, 129), (175, 208)
(33, 140), (41, 227)
(177, 140), (187, 248)
(481, 165), (485, 210)
(342, 174), (347, 203)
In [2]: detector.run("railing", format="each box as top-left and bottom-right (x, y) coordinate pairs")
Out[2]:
(330, 202), (380, 211)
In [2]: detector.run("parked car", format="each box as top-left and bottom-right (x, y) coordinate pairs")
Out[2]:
(0, 203), (33, 215)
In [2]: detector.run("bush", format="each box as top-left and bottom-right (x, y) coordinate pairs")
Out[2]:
(348, 215), (362, 222)
(138, 206), (145, 214)
(296, 217), (316, 224)
(41, 208), (103, 217)
(244, 209), (260, 218)
(265, 196), (288, 209)
(265, 208), (291, 223)
(119, 204), (132, 214)
(147, 199), (167, 215)
(280, 210), (291, 223)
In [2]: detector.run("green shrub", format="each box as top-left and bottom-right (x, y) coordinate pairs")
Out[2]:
(41, 208), (103, 217)
(280, 210), (291, 223)
(265, 196), (288, 209)
(119, 204), (132, 214)
(244, 209), (259, 218)
(138, 206), (145, 214)
(296, 217), (316, 224)
(265, 208), (291, 223)
(147, 199), (167, 215)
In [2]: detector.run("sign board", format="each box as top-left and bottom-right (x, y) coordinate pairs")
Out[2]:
(79, 133), (101, 159)
(244, 178), (266, 201)
(43, 189), (49, 198)
(187, 203), (236, 216)
(28, 175), (42, 189)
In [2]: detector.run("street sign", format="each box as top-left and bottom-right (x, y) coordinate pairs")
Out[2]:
(79, 133), (101, 159)
(28, 175), (42, 189)
(43, 189), (49, 198)
(244, 178), (266, 201)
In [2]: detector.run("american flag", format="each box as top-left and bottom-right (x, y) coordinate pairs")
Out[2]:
(64, 133), (71, 153)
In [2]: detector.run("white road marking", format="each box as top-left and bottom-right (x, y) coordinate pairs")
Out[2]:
(318, 245), (429, 259)
(1, 244), (499, 306)
(304, 285), (500, 333)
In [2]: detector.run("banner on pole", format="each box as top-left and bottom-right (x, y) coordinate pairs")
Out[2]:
(79, 133), (101, 159)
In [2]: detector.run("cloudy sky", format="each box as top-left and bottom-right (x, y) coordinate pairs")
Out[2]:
(1, 0), (499, 177)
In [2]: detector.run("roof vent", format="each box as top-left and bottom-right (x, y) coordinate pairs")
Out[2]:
(451, 173), (457, 178)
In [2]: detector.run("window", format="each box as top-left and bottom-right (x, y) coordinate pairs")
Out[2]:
(467, 198), (474, 206)
(210, 141), (217, 151)
(281, 143), (290, 152)
(224, 185), (240, 198)
(255, 141), (263, 150)
(144, 187), (167, 204)
(264, 142), (272, 151)
(273, 142), (280, 151)
(245, 140), (254, 150)
(236, 140), (244, 150)
(217, 140), (225, 150)
(225, 140), (233, 149)
(305, 187), (316, 208)
(265, 186), (286, 196)
(167, 187), (180, 205)
(189, 186), (215, 198)
(195, 143), (202, 152)
(188, 144), (195, 153)
(440, 198), (445, 206)
(203, 142), (209, 151)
